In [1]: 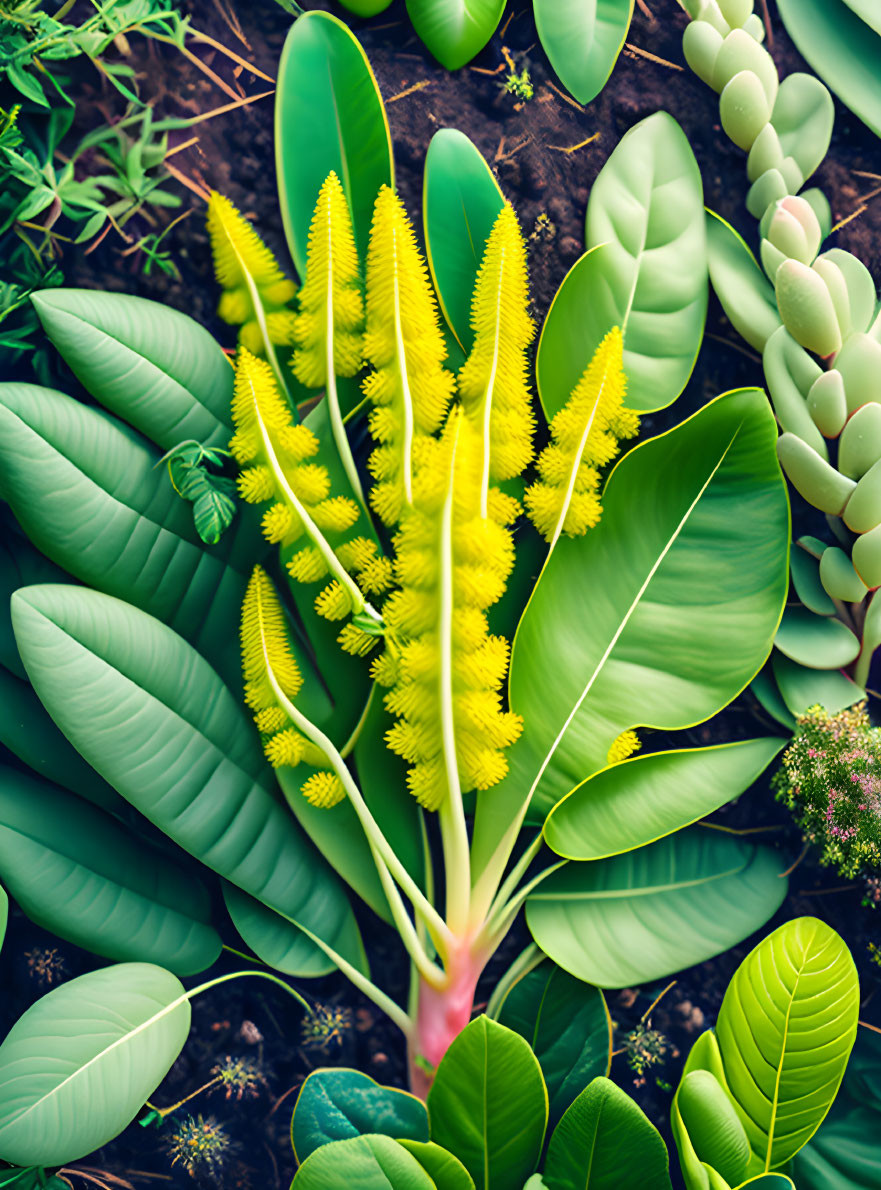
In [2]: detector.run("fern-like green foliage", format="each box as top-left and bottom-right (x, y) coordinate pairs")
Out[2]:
(525, 327), (638, 543)
(241, 566), (343, 807)
(207, 191), (297, 355)
(230, 348), (391, 642)
(362, 185), (455, 528)
(458, 203), (535, 501)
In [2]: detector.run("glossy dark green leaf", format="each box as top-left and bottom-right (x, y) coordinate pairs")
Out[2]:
(497, 960), (611, 1127)
(544, 738), (785, 861)
(534, 0), (634, 105)
(543, 1076), (673, 1190)
(292, 1068), (428, 1163)
(427, 1016), (547, 1190)
(276, 11), (393, 274)
(774, 606), (860, 669)
(405, 0), (505, 70)
(841, 0), (881, 34)
(750, 669), (796, 732)
(772, 652), (864, 716)
(293, 1135), (435, 1188)
(0, 520), (69, 679)
(31, 289), (232, 449)
(706, 211), (781, 352)
(223, 883), (331, 978)
(526, 830), (787, 988)
(424, 129), (505, 353)
(0, 963), (190, 1167)
(337, 0), (395, 14)
(398, 1141), (476, 1189)
(789, 542), (836, 617)
(0, 765), (221, 975)
(12, 584), (365, 976)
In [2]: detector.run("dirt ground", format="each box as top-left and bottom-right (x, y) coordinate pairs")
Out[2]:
(4, 0), (881, 1186)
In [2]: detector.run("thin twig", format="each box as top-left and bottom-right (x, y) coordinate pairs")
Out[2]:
(163, 160), (212, 202)
(759, 0), (774, 47)
(641, 980), (677, 1025)
(799, 883), (858, 896)
(189, 29), (273, 82)
(700, 822), (783, 835)
(548, 131), (600, 154)
(165, 135), (199, 157)
(387, 80), (432, 104)
(546, 79), (584, 111)
(185, 89), (274, 126)
(831, 205), (867, 233)
(624, 43), (683, 70)
(635, 0), (655, 20)
(860, 1019), (881, 1035)
(779, 841), (810, 878)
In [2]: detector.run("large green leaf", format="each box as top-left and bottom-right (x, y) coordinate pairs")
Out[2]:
(774, 607), (860, 669)
(293, 1135), (435, 1189)
(223, 883), (331, 978)
(291, 1068), (428, 1163)
(776, 0), (881, 139)
(11, 584), (365, 976)
(0, 383), (252, 681)
(534, 0), (634, 105)
(0, 765), (221, 975)
(714, 917), (859, 1173)
(31, 289), (232, 449)
(771, 652), (864, 716)
(538, 113), (706, 417)
(706, 211), (782, 352)
(472, 389), (789, 872)
(405, 0), (505, 71)
(0, 519), (69, 679)
(841, 0), (881, 34)
(544, 739), (785, 861)
(0, 963), (190, 1167)
(526, 829), (787, 988)
(497, 960), (611, 1128)
(423, 129), (505, 353)
(275, 11), (393, 275)
(427, 1016), (548, 1190)
(398, 1141), (476, 1189)
(542, 1076), (673, 1190)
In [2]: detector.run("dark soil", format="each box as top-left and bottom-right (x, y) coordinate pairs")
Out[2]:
(4, 1), (881, 1187)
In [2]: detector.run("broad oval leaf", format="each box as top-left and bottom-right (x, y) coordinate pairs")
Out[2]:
(706, 211), (781, 352)
(11, 584), (365, 976)
(770, 73), (835, 187)
(534, 0), (634, 105)
(276, 11), (393, 274)
(427, 1016), (548, 1190)
(539, 112), (706, 415)
(291, 1068), (428, 1163)
(424, 129), (505, 353)
(772, 652), (864, 717)
(497, 960), (611, 1128)
(526, 829), (787, 988)
(223, 882), (333, 978)
(0, 765), (221, 975)
(543, 1076), (673, 1190)
(31, 289), (232, 449)
(544, 738), (786, 861)
(405, 0), (505, 70)
(774, 606), (860, 669)
(0, 963), (190, 1167)
(293, 1134), (435, 1189)
(398, 1141), (476, 1189)
(714, 917), (859, 1171)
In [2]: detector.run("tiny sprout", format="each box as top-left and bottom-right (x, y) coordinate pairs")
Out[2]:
(504, 68), (534, 101)
(622, 1023), (668, 1077)
(530, 212), (556, 243)
(300, 1003), (353, 1055)
(168, 1114), (232, 1179)
(211, 1055), (268, 1101)
(869, 941), (881, 969)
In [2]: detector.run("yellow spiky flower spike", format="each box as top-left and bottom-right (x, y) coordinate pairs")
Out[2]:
(525, 328), (639, 543)
(207, 192), (297, 355)
(240, 567), (344, 807)
(230, 348), (391, 638)
(458, 204), (535, 505)
(362, 185), (455, 528)
(376, 411), (522, 811)
(607, 729), (641, 765)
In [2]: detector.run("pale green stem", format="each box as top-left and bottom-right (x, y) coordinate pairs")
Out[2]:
(339, 684), (376, 760)
(547, 369), (610, 554)
(485, 943), (543, 1020)
(480, 861), (566, 954)
(372, 848), (447, 988)
(480, 832), (543, 929)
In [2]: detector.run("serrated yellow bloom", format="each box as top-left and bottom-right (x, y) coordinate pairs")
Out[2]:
(207, 191), (296, 354)
(458, 204), (535, 510)
(231, 349), (389, 627)
(363, 185), (455, 527)
(379, 412), (522, 811)
(525, 328), (638, 543)
(240, 567), (342, 807)
(607, 729), (641, 765)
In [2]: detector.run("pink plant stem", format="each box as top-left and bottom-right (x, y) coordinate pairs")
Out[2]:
(407, 938), (488, 1098)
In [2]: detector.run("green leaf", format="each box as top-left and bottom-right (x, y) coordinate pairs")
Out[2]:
(771, 652), (864, 716)
(0, 384), (251, 683)
(789, 542), (836, 617)
(774, 607), (860, 669)
(749, 670), (796, 732)
(497, 960), (611, 1128)
(31, 290), (233, 449)
(543, 112), (706, 414)
(276, 11), (393, 275)
(706, 211), (782, 352)
(776, 0), (881, 137)
(11, 584), (365, 976)
(0, 765), (221, 975)
(0, 963), (190, 1167)
(337, 0), (395, 14)
(293, 1135), (436, 1188)
(291, 1068), (428, 1163)
(223, 883), (333, 977)
(404, 0), (505, 70)
(714, 917), (859, 1172)
(526, 829), (787, 988)
(770, 74), (835, 188)
(427, 1016), (548, 1190)
(398, 1141), (476, 1189)
(472, 388), (789, 870)
(840, 0), (881, 34)
(423, 129), (505, 353)
(543, 1076), (673, 1190)
(544, 738), (785, 861)
(0, 522), (69, 680)
(534, 0), (634, 105)
(0, 883), (7, 952)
